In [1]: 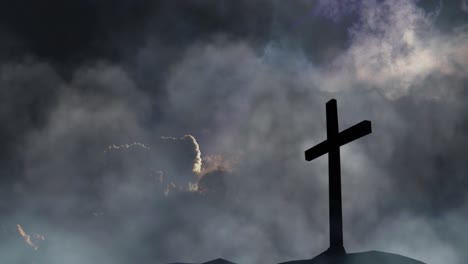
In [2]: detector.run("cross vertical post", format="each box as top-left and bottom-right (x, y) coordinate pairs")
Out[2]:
(326, 99), (344, 253)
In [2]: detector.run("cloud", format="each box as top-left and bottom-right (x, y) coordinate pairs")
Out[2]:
(462, 0), (468, 13)
(314, 0), (361, 21)
(201, 155), (235, 175)
(17, 63), (148, 197)
(105, 142), (150, 152)
(315, 0), (468, 100)
(182, 135), (203, 175)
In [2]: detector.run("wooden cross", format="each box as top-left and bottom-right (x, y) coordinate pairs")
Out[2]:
(305, 99), (372, 254)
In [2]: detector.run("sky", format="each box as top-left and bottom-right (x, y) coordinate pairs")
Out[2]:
(0, 1), (467, 264)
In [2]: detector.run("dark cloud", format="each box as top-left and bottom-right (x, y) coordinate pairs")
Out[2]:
(0, 1), (273, 65)
(0, 1), (156, 64)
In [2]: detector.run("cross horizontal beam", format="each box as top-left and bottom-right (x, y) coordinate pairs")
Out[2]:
(305, 120), (372, 161)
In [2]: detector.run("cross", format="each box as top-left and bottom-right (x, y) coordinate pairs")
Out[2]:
(305, 99), (372, 255)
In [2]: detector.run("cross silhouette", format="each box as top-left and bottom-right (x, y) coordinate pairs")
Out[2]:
(305, 99), (372, 255)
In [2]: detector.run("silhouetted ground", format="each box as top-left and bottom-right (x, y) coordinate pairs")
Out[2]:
(166, 250), (426, 264)
(279, 250), (426, 264)
(169, 258), (236, 264)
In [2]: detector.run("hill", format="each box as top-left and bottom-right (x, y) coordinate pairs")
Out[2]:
(279, 250), (426, 264)
(169, 258), (237, 264)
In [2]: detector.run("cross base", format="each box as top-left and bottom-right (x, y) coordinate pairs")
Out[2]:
(319, 246), (346, 257)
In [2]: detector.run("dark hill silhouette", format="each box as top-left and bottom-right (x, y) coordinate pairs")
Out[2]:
(169, 258), (236, 264)
(279, 250), (425, 264)
(165, 250), (426, 264)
